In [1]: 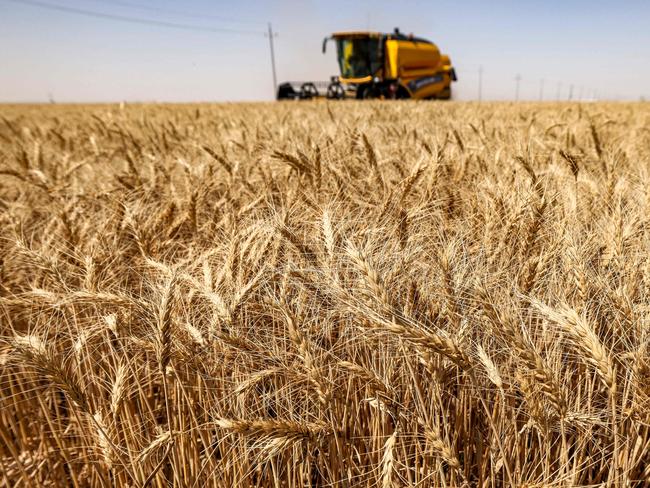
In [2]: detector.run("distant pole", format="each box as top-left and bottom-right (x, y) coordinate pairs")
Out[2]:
(539, 78), (544, 101)
(267, 22), (278, 99)
(556, 81), (562, 101)
(515, 74), (521, 102)
(568, 84), (574, 101)
(478, 65), (483, 102)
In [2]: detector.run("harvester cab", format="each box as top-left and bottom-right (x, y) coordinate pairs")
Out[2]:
(277, 28), (456, 101)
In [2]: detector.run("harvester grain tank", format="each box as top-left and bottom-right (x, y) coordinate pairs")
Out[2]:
(277, 28), (456, 100)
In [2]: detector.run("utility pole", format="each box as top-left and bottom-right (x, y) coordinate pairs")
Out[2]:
(478, 65), (483, 102)
(568, 84), (574, 101)
(267, 22), (278, 99)
(515, 74), (521, 102)
(556, 81), (562, 101)
(539, 78), (544, 101)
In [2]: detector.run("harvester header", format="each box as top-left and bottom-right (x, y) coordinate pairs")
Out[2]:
(278, 28), (456, 101)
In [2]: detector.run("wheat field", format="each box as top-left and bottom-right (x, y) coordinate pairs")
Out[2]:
(1, 101), (649, 487)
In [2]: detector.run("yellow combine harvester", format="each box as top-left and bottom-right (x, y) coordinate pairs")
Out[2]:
(277, 28), (456, 100)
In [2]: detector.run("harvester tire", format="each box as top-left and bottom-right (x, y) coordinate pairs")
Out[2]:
(357, 85), (381, 100)
(300, 83), (319, 99)
(327, 82), (345, 100)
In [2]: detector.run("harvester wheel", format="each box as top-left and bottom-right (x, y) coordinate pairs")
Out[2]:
(326, 82), (345, 100)
(396, 86), (411, 99)
(300, 83), (319, 99)
(357, 85), (381, 99)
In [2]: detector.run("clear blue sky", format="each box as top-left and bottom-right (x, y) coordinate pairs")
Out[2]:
(1, 0), (649, 102)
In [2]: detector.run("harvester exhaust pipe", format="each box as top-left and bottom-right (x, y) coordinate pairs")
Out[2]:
(322, 36), (331, 54)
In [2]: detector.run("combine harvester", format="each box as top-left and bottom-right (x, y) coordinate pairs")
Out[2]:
(277, 28), (457, 101)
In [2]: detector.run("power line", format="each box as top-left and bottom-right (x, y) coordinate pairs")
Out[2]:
(5, 0), (265, 35)
(88, 0), (264, 26)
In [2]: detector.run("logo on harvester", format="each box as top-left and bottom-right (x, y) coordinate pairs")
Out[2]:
(408, 74), (444, 92)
